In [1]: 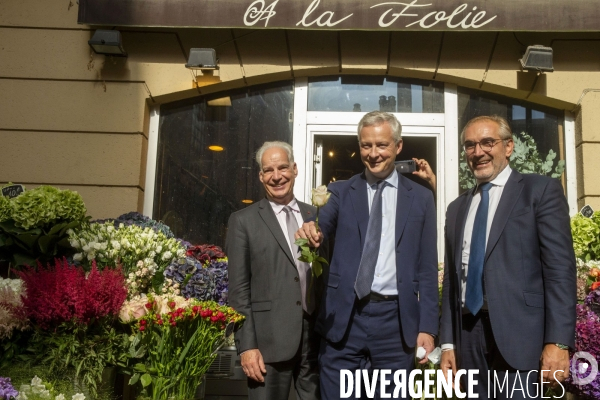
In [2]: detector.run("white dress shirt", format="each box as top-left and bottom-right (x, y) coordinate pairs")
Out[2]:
(365, 168), (399, 295)
(441, 165), (512, 351)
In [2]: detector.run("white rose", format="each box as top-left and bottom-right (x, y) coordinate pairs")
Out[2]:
(69, 239), (80, 248)
(73, 253), (83, 262)
(311, 185), (330, 207)
(156, 246), (163, 253)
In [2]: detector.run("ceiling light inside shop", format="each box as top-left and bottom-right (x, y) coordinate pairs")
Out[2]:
(329, 151), (334, 157)
(207, 97), (232, 106)
(208, 145), (224, 151)
(241, 199), (253, 204)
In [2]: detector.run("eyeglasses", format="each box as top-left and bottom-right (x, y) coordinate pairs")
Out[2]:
(463, 138), (505, 154)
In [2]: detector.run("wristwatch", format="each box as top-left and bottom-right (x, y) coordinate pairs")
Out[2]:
(555, 343), (569, 350)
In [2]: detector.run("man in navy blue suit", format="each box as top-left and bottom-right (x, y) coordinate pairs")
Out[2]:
(440, 115), (576, 399)
(297, 111), (439, 399)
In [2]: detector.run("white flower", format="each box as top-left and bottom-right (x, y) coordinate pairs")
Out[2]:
(73, 253), (83, 262)
(176, 248), (185, 257)
(16, 393), (28, 400)
(55, 394), (66, 400)
(111, 240), (121, 250)
(82, 244), (90, 252)
(156, 245), (163, 253)
(72, 394), (86, 400)
(87, 253), (95, 261)
(31, 377), (42, 386)
(40, 390), (51, 399)
(69, 239), (80, 248)
(20, 385), (31, 394)
(107, 225), (115, 232)
(311, 185), (331, 207)
(162, 251), (172, 261)
(94, 242), (102, 250)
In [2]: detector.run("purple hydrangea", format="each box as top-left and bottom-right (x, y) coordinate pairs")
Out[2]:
(0, 377), (18, 400)
(565, 289), (600, 399)
(164, 256), (229, 304)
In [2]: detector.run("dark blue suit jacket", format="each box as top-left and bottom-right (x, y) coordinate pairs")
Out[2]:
(315, 171), (439, 346)
(440, 171), (577, 370)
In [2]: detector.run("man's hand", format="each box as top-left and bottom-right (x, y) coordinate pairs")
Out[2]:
(440, 350), (457, 386)
(416, 332), (435, 364)
(540, 344), (570, 388)
(296, 221), (324, 248)
(412, 158), (436, 192)
(241, 349), (267, 382)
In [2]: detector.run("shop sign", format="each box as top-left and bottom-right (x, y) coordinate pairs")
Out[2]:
(78, 0), (600, 31)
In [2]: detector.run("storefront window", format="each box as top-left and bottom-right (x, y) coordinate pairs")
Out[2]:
(457, 88), (564, 192)
(154, 81), (294, 247)
(308, 76), (444, 113)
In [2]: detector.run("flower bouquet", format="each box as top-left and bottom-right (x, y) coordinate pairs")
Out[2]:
(123, 295), (244, 400)
(162, 256), (228, 304)
(0, 185), (87, 268)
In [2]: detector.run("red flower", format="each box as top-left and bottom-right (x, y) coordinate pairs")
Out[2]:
(145, 302), (153, 309)
(157, 319), (163, 325)
(591, 281), (600, 291)
(168, 301), (176, 309)
(140, 325), (146, 331)
(140, 319), (147, 325)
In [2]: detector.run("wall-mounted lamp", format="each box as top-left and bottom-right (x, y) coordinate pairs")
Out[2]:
(88, 30), (127, 57)
(186, 48), (219, 70)
(208, 145), (224, 152)
(519, 45), (553, 72)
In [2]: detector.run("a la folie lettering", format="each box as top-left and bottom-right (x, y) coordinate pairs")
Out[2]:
(371, 1), (497, 29)
(296, 0), (353, 27)
(244, 0), (279, 27)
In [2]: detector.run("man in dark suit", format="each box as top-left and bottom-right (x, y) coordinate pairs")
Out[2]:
(440, 115), (576, 399)
(297, 111), (439, 399)
(227, 141), (321, 400)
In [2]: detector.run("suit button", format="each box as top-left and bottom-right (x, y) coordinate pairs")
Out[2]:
(296, 301), (301, 306)
(294, 277), (299, 282)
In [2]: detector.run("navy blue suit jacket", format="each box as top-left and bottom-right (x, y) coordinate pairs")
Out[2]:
(440, 171), (577, 370)
(315, 171), (439, 346)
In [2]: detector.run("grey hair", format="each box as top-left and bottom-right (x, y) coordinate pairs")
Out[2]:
(255, 141), (295, 170)
(460, 115), (513, 143)
(357, 111), (402, 144)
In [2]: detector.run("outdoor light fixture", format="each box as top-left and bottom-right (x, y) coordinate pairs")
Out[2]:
(186, 48), (219, 70)
(88, 30), (127, 57)
(519, 45), (553, 72)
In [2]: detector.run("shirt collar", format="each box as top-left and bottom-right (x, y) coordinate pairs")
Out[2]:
(269, 197), (299, 215)
(476, 165), (512, 191)
(365, 168), (398, 189)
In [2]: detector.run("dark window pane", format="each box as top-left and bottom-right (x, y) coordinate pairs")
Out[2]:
(308, 76), (444, 113)
(457, 88), (564, 193)
(154, 81), (294, 247)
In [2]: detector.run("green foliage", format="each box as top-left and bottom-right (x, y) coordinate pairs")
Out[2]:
(0, 195), (11, 223)
(24, 322), (130, 399)
(571, 212), (600, 261)
(459, 131), (565, 189)
(0, 362), (115, 400)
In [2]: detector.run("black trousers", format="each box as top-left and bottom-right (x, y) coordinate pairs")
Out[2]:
(248, 313), (320, 400)
(459, 312), (540, 400)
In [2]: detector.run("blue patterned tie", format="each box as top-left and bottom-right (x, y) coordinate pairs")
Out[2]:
(355, 181), (387, 300)
(465, 182), (493, 315)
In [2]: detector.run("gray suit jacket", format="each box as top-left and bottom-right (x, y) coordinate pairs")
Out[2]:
(226, 197), (321, 363)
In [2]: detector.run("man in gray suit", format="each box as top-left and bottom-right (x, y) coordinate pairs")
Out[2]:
(227, 141), (321, 400)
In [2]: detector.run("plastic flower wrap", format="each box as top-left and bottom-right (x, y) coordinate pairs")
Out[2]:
(68, 221), (185, 296)
(162, 256), (229, 304)
(0, 278), (29, 340)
